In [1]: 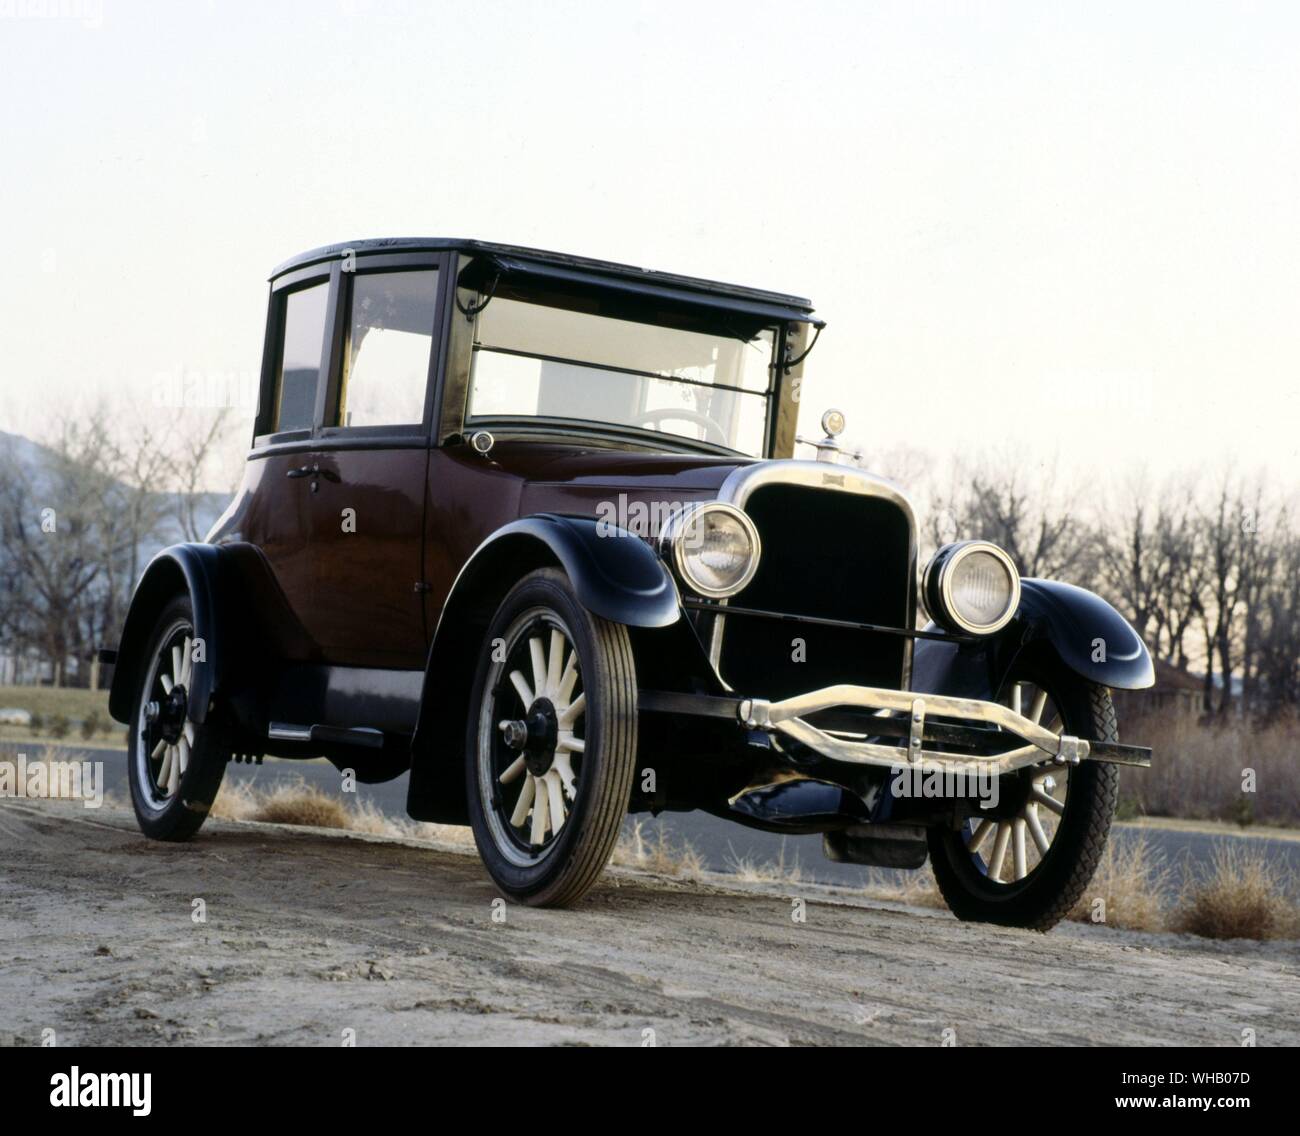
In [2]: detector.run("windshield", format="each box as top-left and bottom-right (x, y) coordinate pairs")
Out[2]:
(465, 292), (776, 456)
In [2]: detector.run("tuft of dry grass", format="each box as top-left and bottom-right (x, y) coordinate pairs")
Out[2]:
(723, 840), (804, 885)
(210, 776), (473, 845)
(1171, 843), (1300, 941)
(860, 865), (947, 909)
(613, 820), (704, 880)
(248, 782), (351, 829)
(1122, 709), (1300, 827)
(1069, 837), (1169, 932)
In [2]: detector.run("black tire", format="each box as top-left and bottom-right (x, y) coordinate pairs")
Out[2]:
(928, 653), (1119, 931)
(127, 595), (227, 841)
(465, 568), (637, 907)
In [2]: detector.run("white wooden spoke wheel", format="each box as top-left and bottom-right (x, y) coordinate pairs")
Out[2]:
(136, 620), (199, 805)
(466, 568), (638, 908)
(127, 595), (228, 842)
(927, 656), (1120, 931)
(487, 614), (586, 857)
(962, 680), (1069, 884)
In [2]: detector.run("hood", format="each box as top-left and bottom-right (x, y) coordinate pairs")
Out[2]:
(485, 440), (752, 494)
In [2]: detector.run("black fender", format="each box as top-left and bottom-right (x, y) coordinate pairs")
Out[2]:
(108, 544), (224, 726)
(406, 513), (680, 822)
(107, 541), (314, 730)
(1015, 579), (1153, 689)
(912, 578), (1154, 701)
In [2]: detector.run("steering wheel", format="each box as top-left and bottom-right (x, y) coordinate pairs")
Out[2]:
(639, 407), (729, 447)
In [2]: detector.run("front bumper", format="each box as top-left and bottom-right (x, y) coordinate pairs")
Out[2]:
(640, 684), (1152, 775)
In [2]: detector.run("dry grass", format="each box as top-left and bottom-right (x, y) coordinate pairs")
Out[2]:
(723, 840), (804, 885)
(1122, 709), (1300, 827)
(1171, 843), (1300, 941)
(1069, 836), (1169, 931)
(860, 865), (947, 909)
(613, 820), (704, 880)
(209, 777), (472, 845)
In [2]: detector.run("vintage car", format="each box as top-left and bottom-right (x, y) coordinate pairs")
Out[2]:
(105, 238), (1153, 930)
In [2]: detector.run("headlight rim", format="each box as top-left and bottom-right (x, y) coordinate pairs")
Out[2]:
(923, 540), (1021, 636)
(660, 501), (762, 600)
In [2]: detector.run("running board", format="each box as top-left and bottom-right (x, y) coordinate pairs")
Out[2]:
(267, 722), (385, 749)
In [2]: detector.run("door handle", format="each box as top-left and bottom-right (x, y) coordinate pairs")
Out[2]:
(286, 465), (316, 479)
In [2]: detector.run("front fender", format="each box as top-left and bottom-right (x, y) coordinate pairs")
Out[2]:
(1016, 578), (1154, 690)
(912, 578), (1154, 700)
(478, 514), (681, 628)
(406, 513), (679, 822)
(108, 544), (223, 726)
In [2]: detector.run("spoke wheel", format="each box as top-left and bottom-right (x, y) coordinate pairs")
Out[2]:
(466, 568), (637, 907)
(927, 651), (1120, 931)
(127, 596), (226, 841)
(485, 612), (586, 861)
(964, 680), (1069, 885)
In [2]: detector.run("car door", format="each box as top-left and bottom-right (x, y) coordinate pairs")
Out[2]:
(244, 265), (336, 653)
(305, 256), (448, 668)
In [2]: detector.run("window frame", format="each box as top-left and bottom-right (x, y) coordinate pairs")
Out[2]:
(253, 252), (455, 455)
(254, 263), (335, 446)
(447, 259), (786, 459)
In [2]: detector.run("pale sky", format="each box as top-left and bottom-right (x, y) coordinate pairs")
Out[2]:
(1, 0), (1297, 494)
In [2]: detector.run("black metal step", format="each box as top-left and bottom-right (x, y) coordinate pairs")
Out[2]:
(267, 723), (385, 749)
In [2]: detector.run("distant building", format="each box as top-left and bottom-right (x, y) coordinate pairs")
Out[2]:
(1113, 658), (1205, 720)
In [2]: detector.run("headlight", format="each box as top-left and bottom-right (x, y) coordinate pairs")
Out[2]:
(660, 502), (761, 599)
(922, 541), (1020, 635)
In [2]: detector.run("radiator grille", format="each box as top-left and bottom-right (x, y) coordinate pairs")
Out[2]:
(716, 483), (914, 700)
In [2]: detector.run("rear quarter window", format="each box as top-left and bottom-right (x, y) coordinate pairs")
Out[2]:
(272, 281), (330, 432)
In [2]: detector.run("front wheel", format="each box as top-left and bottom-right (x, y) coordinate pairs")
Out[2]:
(465, 569), (638, 907)
(928, 654), (1119, 931)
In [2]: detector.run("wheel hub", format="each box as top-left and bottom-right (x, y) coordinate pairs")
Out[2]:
(499, 697), (560, 776)
(158, 684), (188, 744)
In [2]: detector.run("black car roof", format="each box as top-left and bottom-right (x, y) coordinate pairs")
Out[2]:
(270, 237), (815, 313)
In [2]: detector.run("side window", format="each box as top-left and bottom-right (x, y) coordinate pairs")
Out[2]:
(336, 268), (439, 428)
(273, 281), (330, 432)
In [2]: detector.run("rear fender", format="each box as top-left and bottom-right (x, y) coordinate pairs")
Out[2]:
(108, 542), (312, 729)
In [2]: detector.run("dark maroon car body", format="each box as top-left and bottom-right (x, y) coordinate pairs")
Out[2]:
(106, 238), (1153, 924)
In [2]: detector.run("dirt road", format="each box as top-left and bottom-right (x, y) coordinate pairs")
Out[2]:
(1, 798), (1296, 1046)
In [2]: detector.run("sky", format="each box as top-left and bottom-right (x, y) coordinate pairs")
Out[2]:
(1, 0), (1297, 495)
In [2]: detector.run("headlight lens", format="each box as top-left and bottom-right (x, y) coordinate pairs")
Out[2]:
(663, 503), (761, 598)
(923, 541), (1020, 635)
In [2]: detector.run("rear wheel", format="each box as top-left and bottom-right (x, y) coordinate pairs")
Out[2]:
(127, 596), (227, 841)
(465, 569), (637, 907)
(928, 654), (1119, 931)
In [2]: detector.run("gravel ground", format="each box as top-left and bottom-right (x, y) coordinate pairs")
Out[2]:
(1, 796), (1297, 1047)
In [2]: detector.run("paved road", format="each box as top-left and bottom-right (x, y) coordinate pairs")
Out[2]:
(8, 742), (1296, 897)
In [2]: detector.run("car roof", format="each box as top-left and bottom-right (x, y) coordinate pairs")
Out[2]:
(269, 237), (815, 312)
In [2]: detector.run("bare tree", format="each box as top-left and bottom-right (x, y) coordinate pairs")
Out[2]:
(166, 408), (233, 542)
(0, 415), (124, 686)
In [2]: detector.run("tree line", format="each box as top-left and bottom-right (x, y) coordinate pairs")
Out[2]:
(0, 410), (230, 689)
(1, 420), (1295, 721)
(912, 456), (1299, 721)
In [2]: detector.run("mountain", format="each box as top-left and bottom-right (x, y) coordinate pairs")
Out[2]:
(0, 429), (229, 556)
